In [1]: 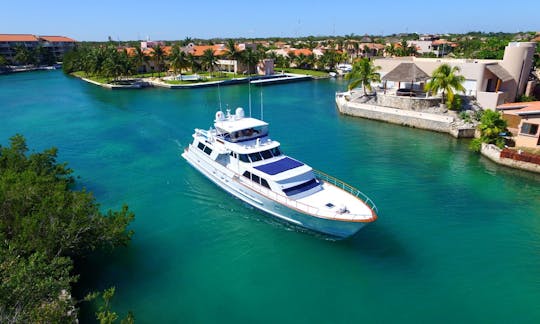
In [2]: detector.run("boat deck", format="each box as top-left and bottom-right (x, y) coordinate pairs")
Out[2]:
(298, 182), (375, 222)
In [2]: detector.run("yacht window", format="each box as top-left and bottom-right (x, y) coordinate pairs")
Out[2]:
(249, 152), (262, 162)
(243, 171), (251, 179)
(197, 142), (205, 151)
(260, 178), (270, 189)
(260, 150), (273, 159)
(252, 174), (260, 183)
(271, 147), (281, 157)
(203, 146), (212, 155)
(283, 179), (319, 196)
(239, 154), (250, 163)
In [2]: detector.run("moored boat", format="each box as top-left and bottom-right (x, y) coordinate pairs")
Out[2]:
(182, 108), (378, 238)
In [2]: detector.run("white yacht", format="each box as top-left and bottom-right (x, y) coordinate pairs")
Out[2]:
(182, 108), (378, 238)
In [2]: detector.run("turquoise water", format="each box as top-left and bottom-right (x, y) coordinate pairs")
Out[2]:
(1, 71), (540, 323)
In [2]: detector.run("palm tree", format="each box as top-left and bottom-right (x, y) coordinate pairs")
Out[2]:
(201, 48), (217, 76)
(384, 43), (396, 57)
(424, 64), (465, 107)
(345, 58), (381, 95)
(187, 52), (199, 73)
(132, 47), (149, 74)
(224, 39), (241, 75)
(152, 44), (166, 77)
(168, 45), (189, 78)
(241, 48), (259, 75)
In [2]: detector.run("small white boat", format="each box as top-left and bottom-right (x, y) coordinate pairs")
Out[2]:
(336, 63), (352, 76)
(182, 108), (378, 238)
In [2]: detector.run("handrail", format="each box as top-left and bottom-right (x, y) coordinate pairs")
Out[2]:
(313, 170), (378, 214)
(234, 170), (377, 220)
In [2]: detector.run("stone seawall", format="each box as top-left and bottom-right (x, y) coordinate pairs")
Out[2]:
(481, 143), (540, 174)
(335, 95), (475, 138)
(377, 93), (441, 111)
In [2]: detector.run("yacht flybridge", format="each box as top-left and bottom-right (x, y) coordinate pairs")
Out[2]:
(182, 107), (378, 238)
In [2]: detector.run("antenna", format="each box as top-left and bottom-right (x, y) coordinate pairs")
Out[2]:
(217, 82), (222, 111)
(248, 63), (252, 117)
(260, 87), (264, 121)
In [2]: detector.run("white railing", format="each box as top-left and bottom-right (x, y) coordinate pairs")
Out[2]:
(313, 170), (378, 214)
(234, 170), (378, 219)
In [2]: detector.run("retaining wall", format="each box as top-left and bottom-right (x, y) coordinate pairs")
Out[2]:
(335, 95), (475, 138)
(480, 143), (540, 174)
(376, 94), (441, 111)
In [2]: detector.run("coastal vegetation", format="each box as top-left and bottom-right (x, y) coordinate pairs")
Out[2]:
(58, 31), (539, 87)
(0, 134), (134, 323)
(469, 110), (509, 151)
(424, 64), (466, 109)
(345, 58), (381, 94)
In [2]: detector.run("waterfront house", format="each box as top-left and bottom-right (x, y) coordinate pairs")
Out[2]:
(0, 34), (76, 64)
(374, 42), (537, 109)
(498, 101), (540, 148)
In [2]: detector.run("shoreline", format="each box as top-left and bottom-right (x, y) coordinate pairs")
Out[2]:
(335, 92), (476, 138)
(481, 143), (540, 174)
(71, 72), (318, 90)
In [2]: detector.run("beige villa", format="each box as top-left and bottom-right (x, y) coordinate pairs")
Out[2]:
(498, 101), (540, 149)
(374, 42), (537, 110)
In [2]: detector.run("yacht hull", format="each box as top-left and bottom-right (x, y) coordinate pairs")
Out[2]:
(182, 148), (368, 239)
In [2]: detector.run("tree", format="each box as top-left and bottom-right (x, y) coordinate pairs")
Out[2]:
(425, 63), (465, 108)
(168, 44), (189, 77)
(0, 55), (8, 68)
(0, 134), (135, 322)
(13, 45), (34, 65)
(85, 287), (134, 324)
(345, 58), (381, 94)
(225, 39), (241, 62)
(470, 110), (509, 151)
(151, 44), (166, 77)
(241, 47), (259, 75)
(132, 47), (149, 74)
(200, 48), (218, 76)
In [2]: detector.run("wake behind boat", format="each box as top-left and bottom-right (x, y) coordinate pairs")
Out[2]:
(181, 108), (378, 238)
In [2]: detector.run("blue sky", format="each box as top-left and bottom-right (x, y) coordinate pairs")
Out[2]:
(2, 0), (539, 41)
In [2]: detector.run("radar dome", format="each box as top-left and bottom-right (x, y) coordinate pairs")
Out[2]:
(215, 110), (225, 121)
(235, 107), (245, 119)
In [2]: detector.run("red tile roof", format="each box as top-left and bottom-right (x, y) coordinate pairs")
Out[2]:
(190, 45), (226, 57)
(289, 48), (312, 56)
(0, 34), (39, 42)
(498, 101), (540, 115)
(39, 35), (76, 42)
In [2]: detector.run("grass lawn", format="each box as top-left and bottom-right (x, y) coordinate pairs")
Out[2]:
(72, 71), (109, 84)
(276, 68), (329, 77)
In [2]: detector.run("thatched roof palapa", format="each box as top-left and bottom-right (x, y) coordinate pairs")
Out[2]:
(382, 63), (430, 82)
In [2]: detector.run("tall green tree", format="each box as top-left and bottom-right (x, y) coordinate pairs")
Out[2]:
(133, 47), (149, 74)
(200, 48), (218, 76)
(225, 39), (241, 61)
(241, 47), (259, 75)
(13, 45), (34, 65)
(345, 58), (381, 94)
(168, 45), (189, 77)
(151, 44), (166, 77)
(424, 63), (465, 107)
